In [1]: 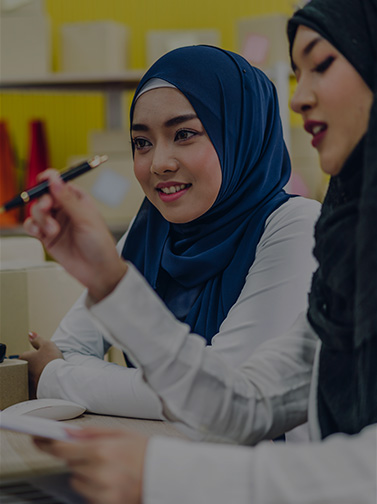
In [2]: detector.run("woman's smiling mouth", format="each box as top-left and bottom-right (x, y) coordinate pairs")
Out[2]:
(156, 183), (192, 202)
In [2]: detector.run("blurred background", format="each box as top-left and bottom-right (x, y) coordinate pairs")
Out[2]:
(0, 0), (327, 236)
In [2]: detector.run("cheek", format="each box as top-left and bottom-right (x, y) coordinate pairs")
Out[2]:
(133, 158), (150, 187)
(195, 148), (222, 188)
(354, 95), (373, 136)
(330, 69), (372, 133)
(206, 155), (222, 196)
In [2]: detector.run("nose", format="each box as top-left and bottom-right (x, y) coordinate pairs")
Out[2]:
(150, 144), (178, 175)
(290, 78), (316, 115)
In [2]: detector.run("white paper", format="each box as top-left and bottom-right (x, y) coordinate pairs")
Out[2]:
(0, 411), (80, 441)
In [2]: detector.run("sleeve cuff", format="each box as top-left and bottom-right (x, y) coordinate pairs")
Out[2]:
(143, 436), (254, 504)
(36, 358), (67, 398)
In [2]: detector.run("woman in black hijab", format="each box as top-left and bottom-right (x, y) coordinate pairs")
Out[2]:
(288, 0), (377, 440)
(25, 1), (377, 502)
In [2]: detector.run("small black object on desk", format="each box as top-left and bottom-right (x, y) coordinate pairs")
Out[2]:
(0, 343), (6, 364)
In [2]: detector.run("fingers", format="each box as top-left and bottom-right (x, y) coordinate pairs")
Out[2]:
(20, 332), (62, 357)
(36, 168), (60, 182)
(24, 170), (86, 239)
(19, 333), (63, 399)
(47, 172), (88, 219)
(24, 194), (56, 239)
(66, 427), (128, 440)
(34, 437), (88, 463)
(27, 331), (44, 350)
(24, 193), (60, 242)
(70, 474), (100, 503)
(34, 433), (145, 504)
(23, 216), (44, 239)
(34, 438), (103, 502)
(35, 429), (136, 459)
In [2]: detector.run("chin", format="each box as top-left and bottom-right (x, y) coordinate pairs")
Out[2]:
(169, 216), (195, 224)
(319, 157), (342, 177)
(160, 212), (191, 224)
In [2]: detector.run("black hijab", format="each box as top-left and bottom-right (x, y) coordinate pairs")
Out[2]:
(288, 0), (377, 439)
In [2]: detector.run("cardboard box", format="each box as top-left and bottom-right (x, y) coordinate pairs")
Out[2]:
(0, 0), (45, 16)
(88, 129), (131, 156)
(146, 29), (221, 66)
(236, 14), (289, 71)
(0, 236), (45, 264)
(0, 261), (84, 355)
(68, 154), (144, 231)
(60, 21), (129, 74)
(0, 14), (51, 78)
(0, 359), (29, 409)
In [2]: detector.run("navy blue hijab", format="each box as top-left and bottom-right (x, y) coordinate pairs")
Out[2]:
(122, 45), (291, 344)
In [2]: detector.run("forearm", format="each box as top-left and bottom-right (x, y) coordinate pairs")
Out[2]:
(38, 358), (163, 419)
(88, 264), (317, 444)
(144, 424), (377, 504)
(41, 280), (163, 419)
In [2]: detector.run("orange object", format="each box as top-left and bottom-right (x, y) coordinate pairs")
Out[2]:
(0, 121), (20, 227)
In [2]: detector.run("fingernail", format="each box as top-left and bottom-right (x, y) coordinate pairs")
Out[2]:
(46, 217), (58, 234)
(26, 222), (40, 237)
(50, 175), (64, 193)
(28, 332), (37, 340)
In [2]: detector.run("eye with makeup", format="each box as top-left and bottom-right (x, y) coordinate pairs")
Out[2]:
(174, 129), (199, 142)
(312, 55), (335, 74)
(132, 137), (152, 151)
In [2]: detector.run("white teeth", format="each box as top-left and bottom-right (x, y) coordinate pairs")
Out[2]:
(312, 125), (324, 135)
(160, 184), (187, 194)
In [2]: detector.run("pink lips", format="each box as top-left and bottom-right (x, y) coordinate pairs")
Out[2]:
(156, 182), (191, 203)
(304, 120), (328, 148)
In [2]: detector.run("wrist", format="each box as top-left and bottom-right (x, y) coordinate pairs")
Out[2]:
(88, 260), (128, 303)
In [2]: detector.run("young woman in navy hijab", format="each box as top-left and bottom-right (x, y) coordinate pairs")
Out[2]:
(22, 46), (319, 422)
(123, 45), (304, 346)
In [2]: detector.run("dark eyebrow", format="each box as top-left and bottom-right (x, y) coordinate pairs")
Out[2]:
(131, 113), (198, 132)
(165, 113), (198, 128)
(131, 123), (148, 132)
(291, 36), (323, 72)
(303, 36), (323, 55)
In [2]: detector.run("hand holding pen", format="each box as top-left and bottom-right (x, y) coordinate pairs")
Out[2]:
(23, 169), (128, 303)
(0, 155), (108, 214)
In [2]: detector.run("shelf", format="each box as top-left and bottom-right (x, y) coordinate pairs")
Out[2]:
(0, 70), (144, 91)
(0, 70), (145, 129)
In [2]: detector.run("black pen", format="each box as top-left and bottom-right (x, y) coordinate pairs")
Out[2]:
(0, 155), (108, 214)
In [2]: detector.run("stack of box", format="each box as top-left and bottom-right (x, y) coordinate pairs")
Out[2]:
(0, 236), (45, 264)
(236, 14), (289, 72)
(0, 359), (29, 409)
(236, 14), (292, 151)
(146, 29), (221, 67)
(60, 21), (129, 74)
(236, 13), (327, 199)
(0, 0), (51, 79)
(0, 258), (84, 355)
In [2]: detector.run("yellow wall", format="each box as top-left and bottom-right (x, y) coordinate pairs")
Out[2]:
(0, 0), (297, 180)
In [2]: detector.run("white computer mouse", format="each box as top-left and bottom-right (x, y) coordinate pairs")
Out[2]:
(2, 398), (86, 420)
